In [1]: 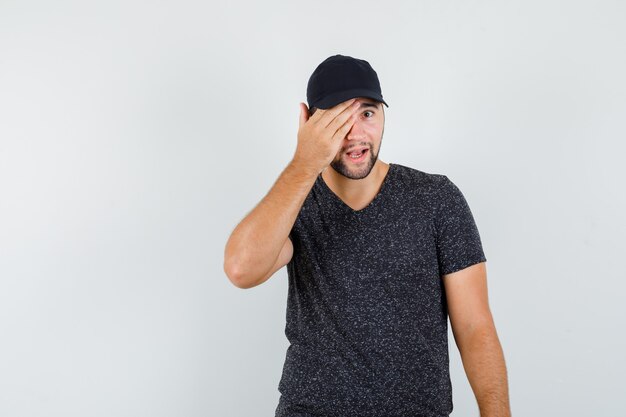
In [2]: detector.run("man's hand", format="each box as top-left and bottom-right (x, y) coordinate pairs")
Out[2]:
(292, 98), (361, 175)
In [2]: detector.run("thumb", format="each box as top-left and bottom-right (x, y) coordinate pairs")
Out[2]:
(299, 102), (310, 127)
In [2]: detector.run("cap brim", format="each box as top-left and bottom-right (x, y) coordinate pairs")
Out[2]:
(311, 88), (389, 109)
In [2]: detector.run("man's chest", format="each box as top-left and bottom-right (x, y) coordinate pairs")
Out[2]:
(293, 206), (441, 295)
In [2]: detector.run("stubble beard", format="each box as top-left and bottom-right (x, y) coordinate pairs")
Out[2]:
(330, 141), (381, 180)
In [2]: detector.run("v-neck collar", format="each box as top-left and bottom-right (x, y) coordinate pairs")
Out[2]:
(316, 163), (395, 215)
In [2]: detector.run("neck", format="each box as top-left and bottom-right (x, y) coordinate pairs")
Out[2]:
(321, 160), (390, 201)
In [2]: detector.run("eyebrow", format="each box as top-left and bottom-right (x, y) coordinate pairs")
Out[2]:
(359, 102), (380, 109)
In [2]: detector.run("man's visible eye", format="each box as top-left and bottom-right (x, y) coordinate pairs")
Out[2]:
(363, 110), (374, 118)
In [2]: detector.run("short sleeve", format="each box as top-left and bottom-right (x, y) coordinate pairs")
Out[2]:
(434, 175), (487, 276)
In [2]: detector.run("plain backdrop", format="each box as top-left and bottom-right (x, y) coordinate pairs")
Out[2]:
(1, 0), (624, 416)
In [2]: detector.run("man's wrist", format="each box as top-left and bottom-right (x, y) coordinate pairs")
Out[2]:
(289, 157), (321, 179)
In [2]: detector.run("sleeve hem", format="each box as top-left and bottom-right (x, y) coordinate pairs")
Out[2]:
(440, 256), (487, 276)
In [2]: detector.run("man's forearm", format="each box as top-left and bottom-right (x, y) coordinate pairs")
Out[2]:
(457, 324), (512, 417)
(223, 160), (318, 287)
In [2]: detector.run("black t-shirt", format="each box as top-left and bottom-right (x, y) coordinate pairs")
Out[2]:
(275, 163), (487, 417)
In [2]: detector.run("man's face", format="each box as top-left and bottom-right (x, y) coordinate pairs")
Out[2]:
(330, 97), (385, 180)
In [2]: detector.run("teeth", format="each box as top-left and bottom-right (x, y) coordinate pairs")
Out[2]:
(348, 149), (365, 158)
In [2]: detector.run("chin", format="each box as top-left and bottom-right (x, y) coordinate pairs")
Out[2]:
(330, 154), (377, 180)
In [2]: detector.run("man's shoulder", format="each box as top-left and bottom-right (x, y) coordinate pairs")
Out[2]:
(391, 162), (450, 191)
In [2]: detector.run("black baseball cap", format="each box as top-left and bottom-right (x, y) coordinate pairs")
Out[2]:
(306, 54), (389, 110)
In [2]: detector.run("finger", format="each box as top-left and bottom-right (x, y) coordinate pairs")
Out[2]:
(326, 100), (361, 134)
(302, 103), (326, 125)
(299, 103), (309, 128)
(318, 98), (358, 128)
(331, 112), (358, 142)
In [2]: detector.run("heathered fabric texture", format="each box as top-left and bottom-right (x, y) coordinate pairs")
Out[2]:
(275, 163), (487, 417)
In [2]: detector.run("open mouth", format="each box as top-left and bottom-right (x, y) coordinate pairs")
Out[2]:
(345, 148), (368, 163)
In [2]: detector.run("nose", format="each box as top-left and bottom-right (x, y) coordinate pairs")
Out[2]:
(346, 117), (365, 141)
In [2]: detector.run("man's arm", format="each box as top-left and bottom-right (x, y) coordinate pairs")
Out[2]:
(223, 99), (362, 289)
(443, 261), (512, 417)
(223, 161), (316, 289)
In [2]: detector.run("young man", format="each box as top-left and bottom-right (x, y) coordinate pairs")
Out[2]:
(224, 54), (511, 417)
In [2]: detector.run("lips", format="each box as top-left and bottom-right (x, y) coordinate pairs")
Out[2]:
(345, 148), (368, 162)
(345, 147), (368, 155)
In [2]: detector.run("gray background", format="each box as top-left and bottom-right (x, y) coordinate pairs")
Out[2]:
(1, 0), (624, 416)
